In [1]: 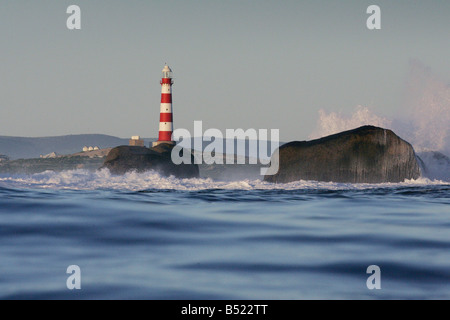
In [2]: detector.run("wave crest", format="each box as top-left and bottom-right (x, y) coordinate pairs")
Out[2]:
(0, 169), (447, 191)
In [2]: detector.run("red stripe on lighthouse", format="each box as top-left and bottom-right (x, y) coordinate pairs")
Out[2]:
(158, 131), (172, 141)
(161, 94), (172, 103)
(160, 113), (173, 122)
(161, 78), (173, 85)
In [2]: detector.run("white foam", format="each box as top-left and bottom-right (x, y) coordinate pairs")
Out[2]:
(0, 169), (447, 192)
(309, 106), (391, 140)
(309, 61), (450, 156)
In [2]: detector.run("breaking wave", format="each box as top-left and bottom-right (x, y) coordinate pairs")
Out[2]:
(0, 169), (447, 192)
(310, 60), (450, 156)
(309, 105), (392, 140)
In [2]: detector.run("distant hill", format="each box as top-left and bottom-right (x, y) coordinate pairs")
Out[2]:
(0, 134), (284, 179)
(0, 135), (156, 160)
(0, 134), (283, 161)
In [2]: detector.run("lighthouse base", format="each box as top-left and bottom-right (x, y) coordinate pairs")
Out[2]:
(152, 141), (176, 148)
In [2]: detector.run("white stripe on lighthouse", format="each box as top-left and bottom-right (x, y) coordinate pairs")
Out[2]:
(159, 122), (173, 132)
(160, 103), (172, 113)
(161, 85), (171, 94)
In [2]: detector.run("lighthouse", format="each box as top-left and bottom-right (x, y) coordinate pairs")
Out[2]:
(153, 65), (176, 147)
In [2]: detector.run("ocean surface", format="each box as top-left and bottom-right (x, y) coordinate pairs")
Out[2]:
(0, 169), (449, 300)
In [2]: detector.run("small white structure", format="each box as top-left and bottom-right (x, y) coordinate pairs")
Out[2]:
(129, 136), (145, 147)
(40, 152), (58, 159)
(83, 146), (100, 152)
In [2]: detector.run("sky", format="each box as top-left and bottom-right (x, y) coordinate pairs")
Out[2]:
(0, 0), (449, 141)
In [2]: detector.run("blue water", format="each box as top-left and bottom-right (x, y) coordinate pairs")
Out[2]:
(0, 170), (449, 299)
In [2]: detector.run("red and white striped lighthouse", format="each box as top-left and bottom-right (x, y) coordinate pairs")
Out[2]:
(153, 65), (176, 147)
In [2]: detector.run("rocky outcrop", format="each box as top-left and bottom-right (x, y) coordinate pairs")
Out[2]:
(101, 143), (199, 178)
(264, 126), (421, 183)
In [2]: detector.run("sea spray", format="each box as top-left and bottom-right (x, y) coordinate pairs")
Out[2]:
(310, 60), (450, 157)
(400, 60), (450, 154)
(309, 106), (391, 140)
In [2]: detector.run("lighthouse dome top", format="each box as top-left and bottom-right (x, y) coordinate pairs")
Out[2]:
(162, 65), (172, 78)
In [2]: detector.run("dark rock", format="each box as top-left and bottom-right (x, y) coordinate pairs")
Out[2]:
(101, 144), (199, 178)
(264, 126), (421, 183)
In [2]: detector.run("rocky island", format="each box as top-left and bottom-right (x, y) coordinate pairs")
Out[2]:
(264, 126), (421, 184)
(101, 143), (199, 178)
